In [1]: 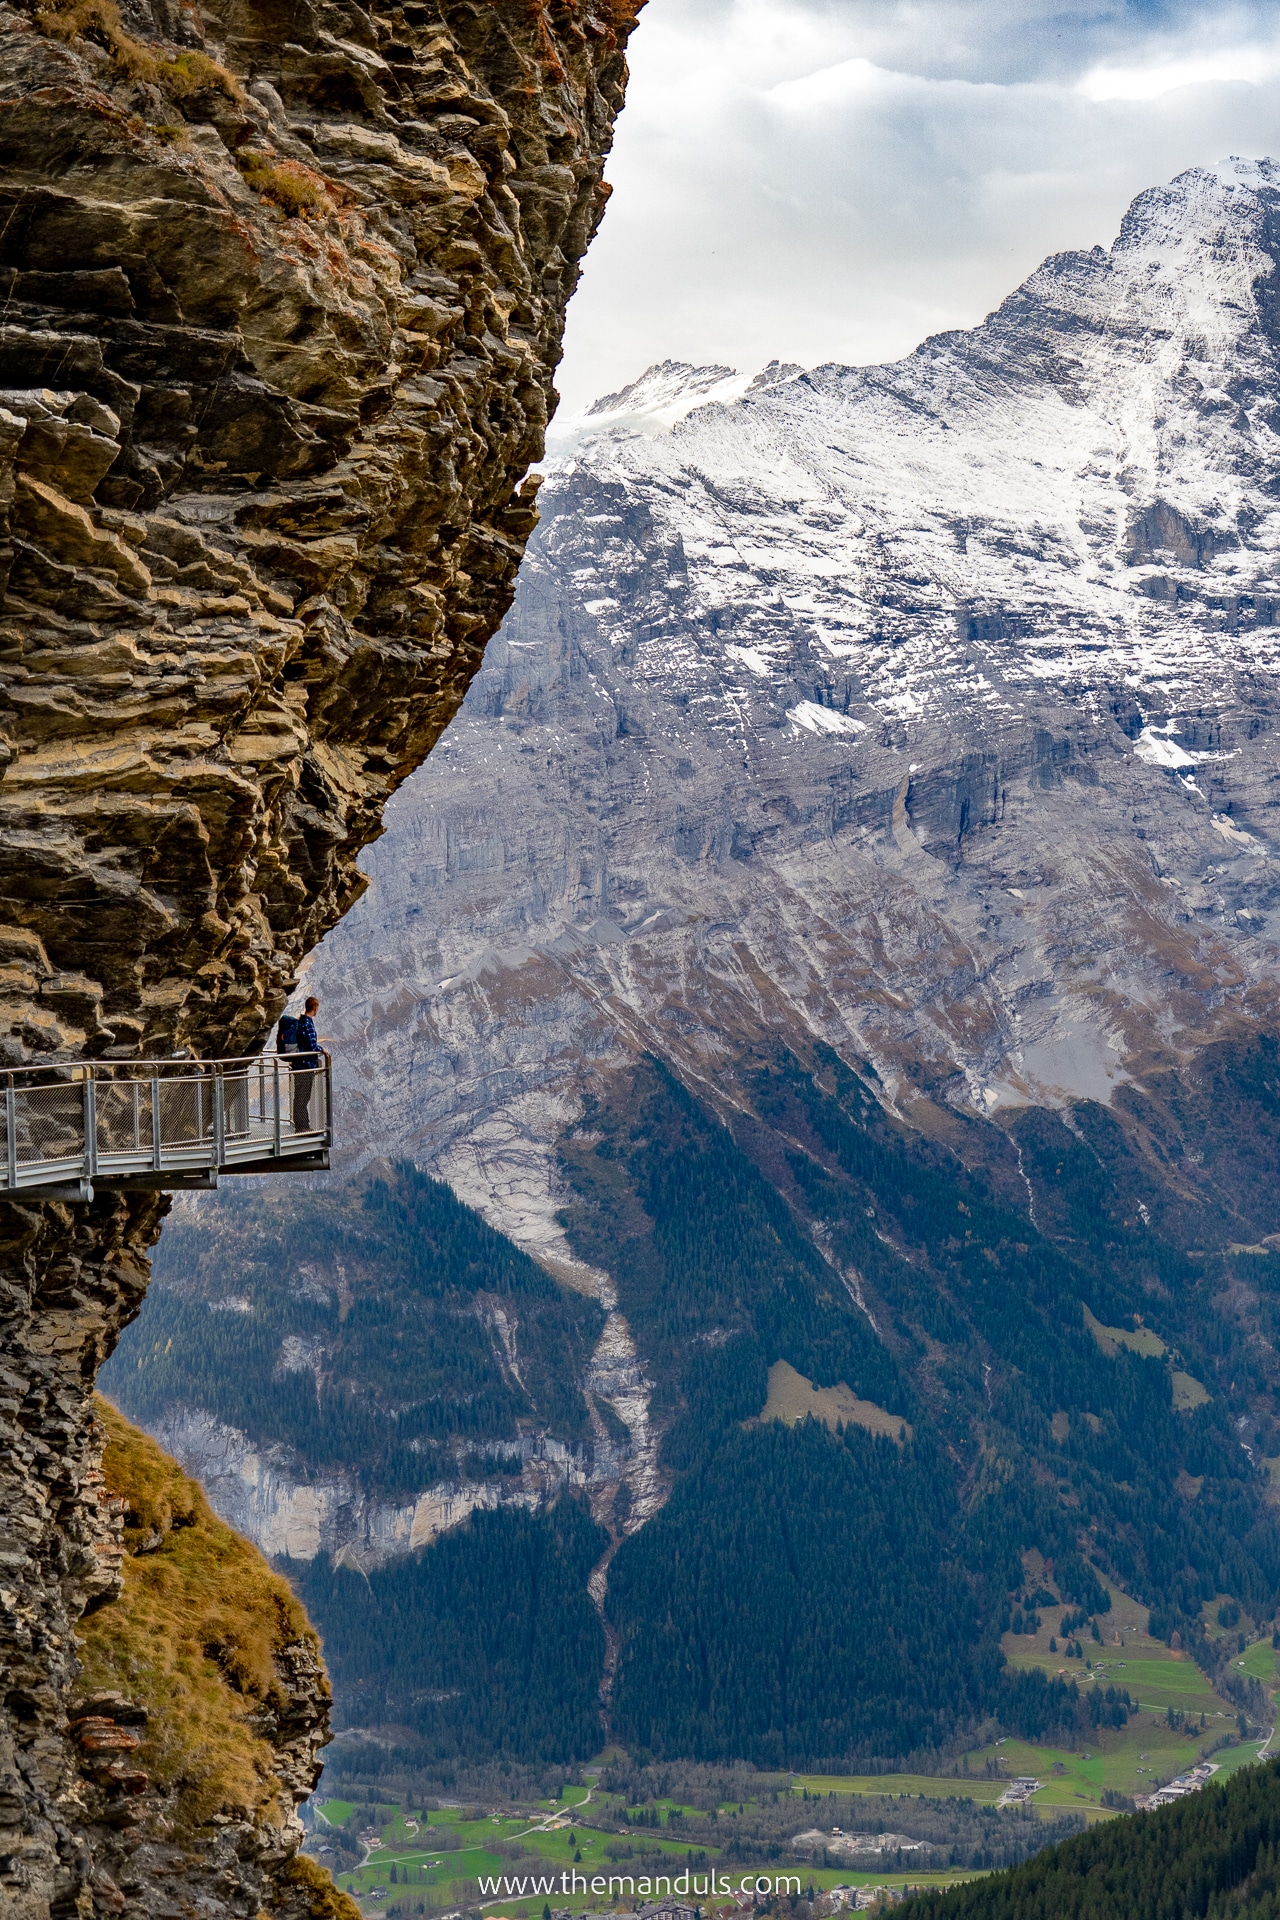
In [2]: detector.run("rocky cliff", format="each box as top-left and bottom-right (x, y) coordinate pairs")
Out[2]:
(72, 1400), (359, 1920)
(0, 0), (642, 1910)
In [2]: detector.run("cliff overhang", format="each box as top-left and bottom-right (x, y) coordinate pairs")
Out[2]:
(0, 0), (643, 1911)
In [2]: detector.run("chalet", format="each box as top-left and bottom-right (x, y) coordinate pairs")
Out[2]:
(638, 1901), (698, 1920)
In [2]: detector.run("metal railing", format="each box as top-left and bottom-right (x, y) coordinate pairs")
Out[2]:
(0, 1052), (331, 1201)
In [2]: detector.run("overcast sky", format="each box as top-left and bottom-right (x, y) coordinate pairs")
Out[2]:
(550, 0), (1280, 420)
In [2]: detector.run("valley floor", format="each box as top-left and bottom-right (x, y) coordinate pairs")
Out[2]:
(967, 1576), (1255, 1814)
(312, 1791), (982, 1918)
(307, 1572), (1277, 1919)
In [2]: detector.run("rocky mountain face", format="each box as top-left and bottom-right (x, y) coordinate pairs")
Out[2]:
(312, 160), (1280, 1231)
(109, 162), (1280, 1768)
(0, 0), (641, 1912)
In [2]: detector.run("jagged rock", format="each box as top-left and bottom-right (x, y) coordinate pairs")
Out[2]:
(0, 0), (643, 1913)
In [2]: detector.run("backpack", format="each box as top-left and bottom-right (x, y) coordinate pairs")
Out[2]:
(277, 1013), (299, 1053)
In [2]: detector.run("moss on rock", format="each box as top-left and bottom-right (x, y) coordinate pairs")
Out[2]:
(77, 1398), (336, 1844)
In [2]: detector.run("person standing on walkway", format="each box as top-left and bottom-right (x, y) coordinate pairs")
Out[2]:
(292, 995), (325, 1131)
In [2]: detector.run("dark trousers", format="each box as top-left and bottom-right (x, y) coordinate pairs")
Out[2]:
(292, 1066), (316, 1131)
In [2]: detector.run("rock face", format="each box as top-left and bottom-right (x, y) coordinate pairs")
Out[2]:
(0, 0), (638, 1065)
(72, 1401), (358, 1920)
(0, 0), (642, 1911)
(144, 1317), (662, 1566)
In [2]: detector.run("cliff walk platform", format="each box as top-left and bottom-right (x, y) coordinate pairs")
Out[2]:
(0, 1053), (331, 1201)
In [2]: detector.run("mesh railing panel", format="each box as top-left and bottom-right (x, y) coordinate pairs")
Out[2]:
(95, 1081), (155, 1157)
(221, 1073), (254, 1143)
(283, 1060), (327, 1135)
(156, 1078), (210, 1150)
(16, 1084), (85, 1167)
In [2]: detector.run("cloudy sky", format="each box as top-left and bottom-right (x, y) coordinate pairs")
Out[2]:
(550, 0), (1280, 419)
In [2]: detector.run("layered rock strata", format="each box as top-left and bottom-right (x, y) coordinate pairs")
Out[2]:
(0, 0), (642, 1911)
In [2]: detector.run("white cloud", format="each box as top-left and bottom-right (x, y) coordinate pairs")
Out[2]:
(551, 0), (1280, 417)
(1078, 43), (1280, 100)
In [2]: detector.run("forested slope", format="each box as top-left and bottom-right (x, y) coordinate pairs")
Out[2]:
(107, 1165), (604, 1493)
(290, 1501), (607, 1766)
(103, 1030), (1280, 1772)
(904, 1756), (1280, 1920)
(567, 1045), (1278, 1763)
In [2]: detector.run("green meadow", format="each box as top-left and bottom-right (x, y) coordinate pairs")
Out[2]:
(312, 1577), (1275, 1913)
(315, 1794), (978, 1917)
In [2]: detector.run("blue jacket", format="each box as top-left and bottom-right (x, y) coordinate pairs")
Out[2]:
(297, 1014), (320, 1063)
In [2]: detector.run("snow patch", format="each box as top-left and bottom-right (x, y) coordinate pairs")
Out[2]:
(787, 700), (868, 737)
(725, 643), (774, 676)
(1133, 722), (1210, 770)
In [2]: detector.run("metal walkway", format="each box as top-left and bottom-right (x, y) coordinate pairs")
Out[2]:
(1, 1053), (331, 1201)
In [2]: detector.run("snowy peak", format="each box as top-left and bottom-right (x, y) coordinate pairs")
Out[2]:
(584, 359), (741, 419)
(1001, 159), (1280, 349)
(1112, 155), (1280, 267)
(549, 160), (1280, 745)
(548, 359), (804, 459)
(744, 358), (805, 395)
(919, 157), (1280, 413)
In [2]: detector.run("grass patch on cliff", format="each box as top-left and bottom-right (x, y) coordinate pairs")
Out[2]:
(235, 151), (337, 218)
(36, 0), (243, 103)
(279, 1853), (365, 1920)
(78, 1397), (335, 1836)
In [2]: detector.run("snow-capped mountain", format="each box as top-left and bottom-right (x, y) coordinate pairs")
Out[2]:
(319, 160), (1280, 1216)
(133, 160), (1280, 1574)
(545, 356), (802, 457)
